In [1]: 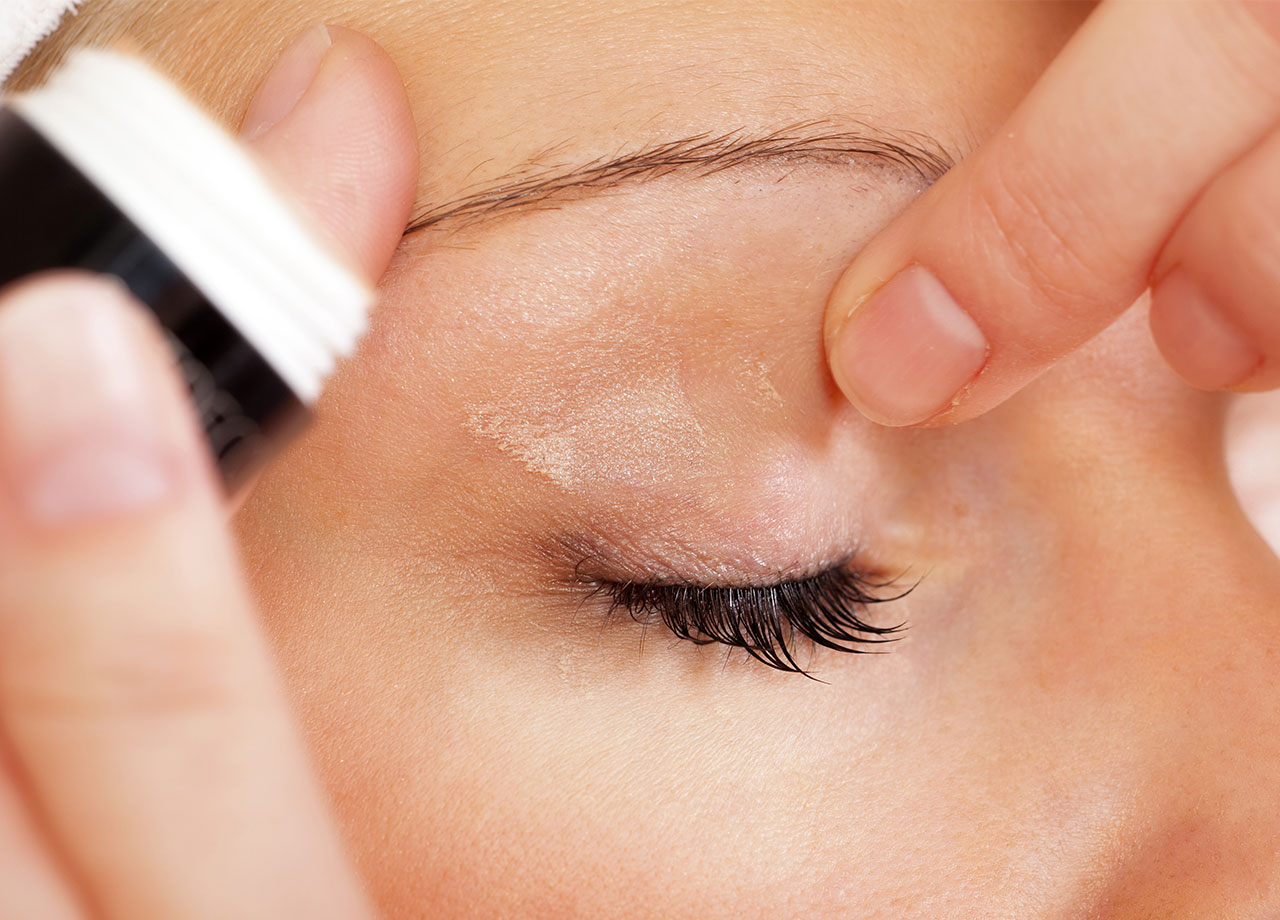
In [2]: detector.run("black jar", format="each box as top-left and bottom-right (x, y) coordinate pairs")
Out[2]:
(0, 49), (372, 487)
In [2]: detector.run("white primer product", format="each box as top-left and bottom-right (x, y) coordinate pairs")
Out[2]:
(0, 49), (374, 485)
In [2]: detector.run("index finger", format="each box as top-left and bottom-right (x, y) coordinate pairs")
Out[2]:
(823, 1), (1280, 427)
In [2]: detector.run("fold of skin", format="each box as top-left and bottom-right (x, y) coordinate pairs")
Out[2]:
(25, 2), (1280, 917)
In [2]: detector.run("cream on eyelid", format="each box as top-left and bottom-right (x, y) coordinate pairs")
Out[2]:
(442, 165), (924, 497)
(465, 368), (707, 491)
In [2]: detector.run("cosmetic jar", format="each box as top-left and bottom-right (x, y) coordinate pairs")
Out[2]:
(0, 49), (373, 487)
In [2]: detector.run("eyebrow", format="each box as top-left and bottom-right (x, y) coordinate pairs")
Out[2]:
(403, 120), (954, 235)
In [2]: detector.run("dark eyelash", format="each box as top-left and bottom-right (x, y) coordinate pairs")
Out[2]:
(587, 565), (911, 678)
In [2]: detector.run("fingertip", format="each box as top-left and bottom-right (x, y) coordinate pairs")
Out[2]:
(825, 264), (989, 427)
(240, 23), (333, 142)
(0, 273), (212, 532)
(245, 26), (420, 283)
(1149, 269), (1263, 392)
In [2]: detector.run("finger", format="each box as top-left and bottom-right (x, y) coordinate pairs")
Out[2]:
(0, 275), (372, 919)
(823, 1), (1280, 426)
(0, 745), (86, 920)
(1149, 122), (1280, 392)
(241, 25), (419, 283)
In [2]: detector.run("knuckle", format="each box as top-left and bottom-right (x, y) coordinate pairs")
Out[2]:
(1236, 0), (1280, 44)
(967, 158), (1108, 323)
(1191, 2), (1280, 107)
(1180, 167), (1280, 292)
(6, 626), (253, 726)
(1226, 197), (1280, 281)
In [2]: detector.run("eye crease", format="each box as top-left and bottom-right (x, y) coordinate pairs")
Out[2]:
(582, 564), (912, 678)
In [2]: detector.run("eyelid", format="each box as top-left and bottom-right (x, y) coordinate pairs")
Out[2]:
(553, 528), (853, 591)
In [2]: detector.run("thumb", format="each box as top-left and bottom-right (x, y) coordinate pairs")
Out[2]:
(822, 1), (1280, 427)
(240, 25), (418, 283)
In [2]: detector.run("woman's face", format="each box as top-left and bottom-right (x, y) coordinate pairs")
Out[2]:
(119, 2), (1280, 916)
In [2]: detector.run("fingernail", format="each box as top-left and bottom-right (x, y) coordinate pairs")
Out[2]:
(240, 24), (333, 140)
(828, 265), (987, 426)
(0, 277), (184, 526)
(1149, 269), (1260, 390)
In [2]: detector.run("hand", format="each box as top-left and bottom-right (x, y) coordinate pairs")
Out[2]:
(0, 27), (416, 919)
(823, 1), (1280, 427)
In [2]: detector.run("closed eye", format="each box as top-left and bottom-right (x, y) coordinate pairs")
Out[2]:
(583, 564), (912, 678)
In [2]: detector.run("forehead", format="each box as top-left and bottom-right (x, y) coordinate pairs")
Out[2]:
(372, 0), (1080, 208)
(124, 1), (1084, 216)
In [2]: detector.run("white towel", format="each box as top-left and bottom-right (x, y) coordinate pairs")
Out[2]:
(1, 0), (80, 85)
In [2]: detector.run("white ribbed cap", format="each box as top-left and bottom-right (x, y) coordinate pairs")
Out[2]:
(0, 0), (80, 85)
(12, 48), (375, 404)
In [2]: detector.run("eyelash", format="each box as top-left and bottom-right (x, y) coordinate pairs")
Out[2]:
(587, 565), (910, 677)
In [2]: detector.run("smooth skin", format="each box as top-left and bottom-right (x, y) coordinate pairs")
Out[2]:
(3, 3), (1280, 919)
(825, 1), (1280, 425)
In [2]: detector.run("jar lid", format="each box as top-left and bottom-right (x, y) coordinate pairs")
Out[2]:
(12, 49), (375, 405)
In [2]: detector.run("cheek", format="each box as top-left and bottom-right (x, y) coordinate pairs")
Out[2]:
(271, 555), (1143, 920)
(291, 594), (957, 919)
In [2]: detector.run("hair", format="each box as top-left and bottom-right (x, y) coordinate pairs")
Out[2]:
(6, 1), (303, 125)
(7, 0), (144, 90)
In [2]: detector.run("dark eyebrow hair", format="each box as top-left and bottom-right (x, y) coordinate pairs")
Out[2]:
(404, 120), (954, 235)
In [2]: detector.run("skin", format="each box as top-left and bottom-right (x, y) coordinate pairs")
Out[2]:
(824, 2), (1280, 425)
(2, 2), (1279, 918)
